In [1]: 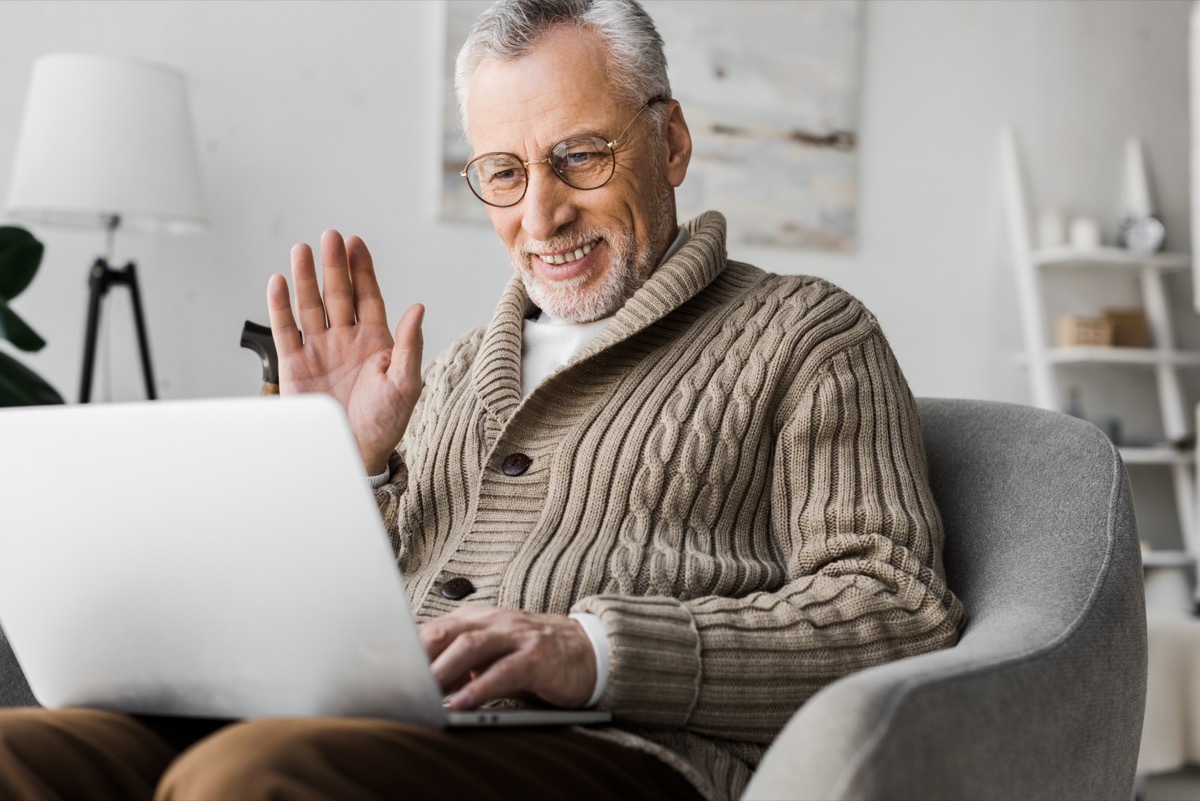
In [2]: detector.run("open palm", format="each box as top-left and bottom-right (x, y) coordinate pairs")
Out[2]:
(267, 230), (424, 475)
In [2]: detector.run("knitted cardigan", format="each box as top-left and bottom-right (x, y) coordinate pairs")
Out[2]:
(375, 211), (965, 800)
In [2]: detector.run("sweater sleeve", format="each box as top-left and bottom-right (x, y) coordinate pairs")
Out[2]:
(373, 327), (486, 566)
(572, 326), (965, 741)
(374, 448), (410, 562)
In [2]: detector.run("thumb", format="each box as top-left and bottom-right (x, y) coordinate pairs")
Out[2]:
(388, 303), (425, 388)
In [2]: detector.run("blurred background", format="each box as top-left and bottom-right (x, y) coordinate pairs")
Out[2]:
(1, 0), (1190, 403)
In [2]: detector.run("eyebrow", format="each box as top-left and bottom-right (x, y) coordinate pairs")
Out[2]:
(473, 125), (614, 160)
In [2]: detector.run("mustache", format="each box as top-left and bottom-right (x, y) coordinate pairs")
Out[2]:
(520, 230), (605, 256)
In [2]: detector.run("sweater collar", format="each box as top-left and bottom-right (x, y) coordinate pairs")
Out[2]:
(472, 210), (729, 424)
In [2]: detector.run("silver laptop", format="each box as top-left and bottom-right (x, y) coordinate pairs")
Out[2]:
(0, 395), (608, 728)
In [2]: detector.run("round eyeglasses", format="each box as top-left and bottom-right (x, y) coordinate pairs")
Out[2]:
(460, 98), (667, 208)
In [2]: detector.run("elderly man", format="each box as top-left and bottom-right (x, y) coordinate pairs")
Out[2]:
(0, 1), (963, 799)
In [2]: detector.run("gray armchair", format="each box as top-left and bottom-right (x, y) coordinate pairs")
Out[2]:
(0, 398), (1147, 799)
(746, 398), (1147, 800)
(0, 623), (32, 709)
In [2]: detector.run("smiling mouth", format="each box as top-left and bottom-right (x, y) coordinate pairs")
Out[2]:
(537, 239), (599, 266)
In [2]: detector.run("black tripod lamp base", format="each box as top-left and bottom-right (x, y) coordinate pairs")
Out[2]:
(79, 257), (157, 403)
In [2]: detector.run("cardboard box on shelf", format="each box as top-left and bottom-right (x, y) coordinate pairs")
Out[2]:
(1056, 315), (1114, 347)
(1102, 308), (1150, 347)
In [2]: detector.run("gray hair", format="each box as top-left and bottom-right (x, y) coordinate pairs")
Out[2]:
(454, 0), (672, 138)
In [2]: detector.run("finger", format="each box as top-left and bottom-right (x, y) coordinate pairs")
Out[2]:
(419, 619), (456, 662)
(419, 604), (496, 662)
(440, 671), (473, 698)
(429, 627), (514, 695)
(320, 229), (356, 328)
(346, 235), (388, 327)
(266, 273), (302, 356)
(447, 652), (529, 709)
(290, 242), (327, 336)
(388, 304), (425, 394)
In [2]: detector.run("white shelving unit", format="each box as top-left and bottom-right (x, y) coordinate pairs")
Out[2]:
(1000, 128), (1200, 596)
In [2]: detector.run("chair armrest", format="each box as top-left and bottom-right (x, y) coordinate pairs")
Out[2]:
(744, 568), (1146, 801)
(0, 624), (36, 708)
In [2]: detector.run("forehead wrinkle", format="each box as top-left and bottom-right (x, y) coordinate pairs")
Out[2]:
(465, 26), (624, 158)
(475, 102), (615, 160)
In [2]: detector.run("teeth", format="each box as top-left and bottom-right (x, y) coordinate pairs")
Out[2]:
(544, 240), (595, 266)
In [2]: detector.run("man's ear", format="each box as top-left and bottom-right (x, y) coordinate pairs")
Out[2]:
(662, 100), (691, 188)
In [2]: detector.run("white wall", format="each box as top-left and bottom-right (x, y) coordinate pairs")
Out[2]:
(0, 0), (1194, 408)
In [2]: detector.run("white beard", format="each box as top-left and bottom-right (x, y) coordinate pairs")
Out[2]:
(517, 227), (649, 323)
(512, 176), (676, 323)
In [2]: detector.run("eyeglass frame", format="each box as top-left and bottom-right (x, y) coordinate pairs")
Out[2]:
(459, 96), (669, 208)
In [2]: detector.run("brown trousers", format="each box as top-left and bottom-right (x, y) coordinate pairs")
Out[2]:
(0, 707), (704, 801)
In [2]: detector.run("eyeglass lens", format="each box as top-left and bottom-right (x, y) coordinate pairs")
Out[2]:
(464, 135), (616, 207)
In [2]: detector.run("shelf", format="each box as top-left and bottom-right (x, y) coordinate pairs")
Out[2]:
(1119, 446), (1195, 466)
(1142, 550), (1195, 568)
(1044, 347), (1200, 367)
(1032, 246), (1190, 271)
(1002, 128), (1200, 601)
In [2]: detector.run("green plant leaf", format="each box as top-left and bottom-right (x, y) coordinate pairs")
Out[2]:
(0, 299), (46, 352)
(0, 349), (64, 406)
(0, 227), (45, 301)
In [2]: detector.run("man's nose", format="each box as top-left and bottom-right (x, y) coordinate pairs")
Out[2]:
(521, 163), (577, 241)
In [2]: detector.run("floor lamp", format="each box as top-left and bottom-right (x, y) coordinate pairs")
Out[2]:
(5, 53), (207, 402)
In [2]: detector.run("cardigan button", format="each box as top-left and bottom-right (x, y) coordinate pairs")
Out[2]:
(440, 577), (476, 601)
(501, 453), (532, 476)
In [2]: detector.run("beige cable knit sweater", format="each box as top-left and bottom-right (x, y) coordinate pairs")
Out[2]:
(375, 211), (964, 800)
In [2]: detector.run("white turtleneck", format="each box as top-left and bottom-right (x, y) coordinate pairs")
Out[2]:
(520, 226), (691, 397)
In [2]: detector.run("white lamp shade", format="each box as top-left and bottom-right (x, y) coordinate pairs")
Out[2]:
(6, 53), (207, 233)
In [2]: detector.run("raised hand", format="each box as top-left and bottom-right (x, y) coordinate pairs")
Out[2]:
(267, 230), (424, 475)
(420, 605), (597, 710)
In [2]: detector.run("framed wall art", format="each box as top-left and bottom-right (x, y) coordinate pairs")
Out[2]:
(438, 0), (864, 252)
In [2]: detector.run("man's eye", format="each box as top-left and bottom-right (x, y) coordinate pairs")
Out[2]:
(561, 147), (613, 172)
(554, 138), (609, 172)
(481, 162), (523, 186)
(563, 151), (601, 168)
